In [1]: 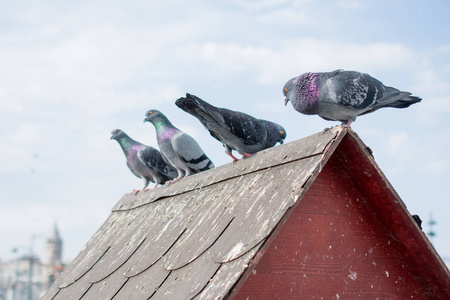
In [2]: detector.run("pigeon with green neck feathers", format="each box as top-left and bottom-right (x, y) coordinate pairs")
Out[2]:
(144, 110), (215, 182)
(110, 129), (177, 193)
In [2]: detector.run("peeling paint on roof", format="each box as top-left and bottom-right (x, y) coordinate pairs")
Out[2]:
(42, 127), (346, 300)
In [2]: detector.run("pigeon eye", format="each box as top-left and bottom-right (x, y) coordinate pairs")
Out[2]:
(115, 130), (119, 134)
(150, 111), (154, 115)
(284, 88), (288, 93)
(280, 131), (284, 135)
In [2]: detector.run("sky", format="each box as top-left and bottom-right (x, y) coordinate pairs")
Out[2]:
(1, 0), (449, 266)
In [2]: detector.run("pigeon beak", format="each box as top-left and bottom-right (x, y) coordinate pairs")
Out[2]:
(284, 97), (290, 106)
(110, 135), (114, 140)
(279, 140), (284, 145)
(143, 117), (149, 123)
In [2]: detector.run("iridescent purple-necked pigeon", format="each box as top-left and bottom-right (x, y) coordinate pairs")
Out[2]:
(110, 129), (177, 193)
(283, 69), (422, 127)
(175, 93), (286, 163)
(143, 110), (214, 182)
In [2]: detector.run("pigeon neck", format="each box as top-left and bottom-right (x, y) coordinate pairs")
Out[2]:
(118, 135), (138, 155)
(294, 74), (320, 114)
(152, 116), (176, 131)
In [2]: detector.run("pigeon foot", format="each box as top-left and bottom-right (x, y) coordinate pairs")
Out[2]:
(226, 151), (239, 163)
(341, 120), (352, 128)
(169, 177), (182, 184)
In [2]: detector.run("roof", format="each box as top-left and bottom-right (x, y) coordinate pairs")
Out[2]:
(42, 127), (449, 299)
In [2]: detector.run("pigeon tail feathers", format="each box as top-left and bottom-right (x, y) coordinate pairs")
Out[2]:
(378, 87), (422, 109)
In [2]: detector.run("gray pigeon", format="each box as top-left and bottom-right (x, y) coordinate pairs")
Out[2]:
(143, 110), (215, 181)
(283, 69), (422, 126)
(110, 129), (177, 193)
(175, 93), (286, 162)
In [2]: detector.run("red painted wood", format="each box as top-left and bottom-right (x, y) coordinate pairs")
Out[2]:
(232, 136), (450, 299)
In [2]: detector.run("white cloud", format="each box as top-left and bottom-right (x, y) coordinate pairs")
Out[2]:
(425, 160), (449, 174)
(0, 87), (24, 112)
(337, 0), (365, 10)
(232, 0), (314, 10)
(181, 40), (420, 85)
(11, 123), (43, 145)
(384, 132), (417, 163)
(412, 69), (450, 95)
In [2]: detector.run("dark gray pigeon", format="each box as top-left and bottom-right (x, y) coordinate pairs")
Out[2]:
(144, 110), (215, 181)
(110, 129), (177, 193)
(175, 93), (286, 162)
(283, 69), (422, 126)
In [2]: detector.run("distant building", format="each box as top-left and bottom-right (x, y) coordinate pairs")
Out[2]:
(42, 224), (64, 290)
(0, 224), (65, 300)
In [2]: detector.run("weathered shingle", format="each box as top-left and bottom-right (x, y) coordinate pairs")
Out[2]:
(43, 128), (342, 300)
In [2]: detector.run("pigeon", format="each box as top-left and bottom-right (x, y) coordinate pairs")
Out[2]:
(110, 129), (177, 193)
(143, 110), (215, 181)
(412, 214), (423, 230)
(175, 93), (286, 163)
(283, 69), (422, 126)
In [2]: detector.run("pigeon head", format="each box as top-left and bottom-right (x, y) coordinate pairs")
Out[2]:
(144, 109), (163, 123)
(270, 123), (287, 145)
(110, 129), (126, 140)
(260, 120), (287, 147)
(279, 128), (287, 144)
(283, 73), (320, 115)
(283, 77), (298, 106)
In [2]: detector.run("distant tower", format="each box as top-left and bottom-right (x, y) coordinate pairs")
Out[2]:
(43, 223), (63, 289)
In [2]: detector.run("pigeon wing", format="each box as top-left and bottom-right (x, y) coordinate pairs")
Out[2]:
(172, 132), (214, 172)
(217, 108), (268, 145)
(331, 71), (385, 109)
(137, 146), (176, 178)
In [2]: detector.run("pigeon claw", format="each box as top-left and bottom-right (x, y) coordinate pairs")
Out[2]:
(166, 177), (181, 185)
(226, 151), (239, 163)
(133, 189), (141, 195)
(339, 119), (353, 128)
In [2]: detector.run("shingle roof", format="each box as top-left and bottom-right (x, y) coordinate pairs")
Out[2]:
(42, 127), (449, 299)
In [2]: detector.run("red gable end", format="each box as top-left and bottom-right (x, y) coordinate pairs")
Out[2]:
(232, 134), (449, 299)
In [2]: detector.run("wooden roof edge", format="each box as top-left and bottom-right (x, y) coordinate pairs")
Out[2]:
(111, 126), (348, 212)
